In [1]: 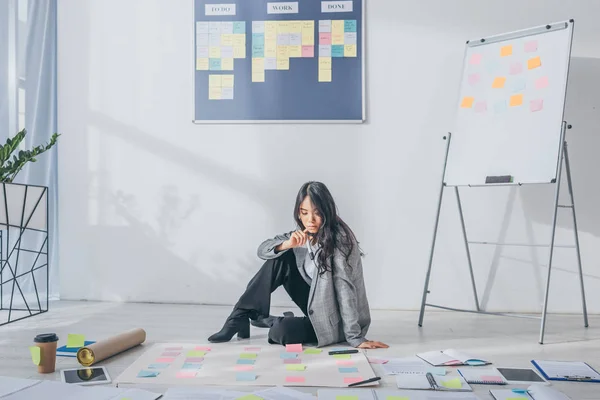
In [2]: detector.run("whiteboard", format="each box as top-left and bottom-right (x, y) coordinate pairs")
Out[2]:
(443, 20), (574, 186)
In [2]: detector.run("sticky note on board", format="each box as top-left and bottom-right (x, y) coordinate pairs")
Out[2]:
(319, 69), (332, 82)
(536, 76), (549, 89)
(209, 46), (221, 58)
(161, 352), (180, 357)
(469, 53), (482, 65)
(528, 56), (542, 69)
(510, 62), (523, 75)
(304, 348), (322, 354)
(252, 72), (265, 83)
(332, 20), (344, 35)
(252, 58), (265, 72)
(302, 46), (314, 57)
(500, 45), (513, 57)
(286, 343), (303, 353)
(233, 46), (246, 59)
(468, 73), (480, 85)
(221, 58), (234, 71)
(492, 77), (506, 88)
(474, 101), (487, 113)
(176, 371), (197, 378)
(209, 58), (221, 70)
(331, 45), (345, 57)
(236, 372), (257, 381)
(530, 99), (544, 112)
(510, 94), (523, 107)
(344, 45), (357, 57)
(339, 367), (359, 373)
(276, 58), (290, 70)
(337, 360), (354, 366)
(233, 21), (245, 34)
(221, 34), (234, 46)
(284, 358), (302, 364)
(286, 376), (306, 383)
(209, 87), (222, 100)
(29, 346), (41, 365)
(182, 363), (202, 370)
(289, 45), (302, 58)
(156, 357), (175, 363)
(335, 396), (359, 400)
(280, 352), (299, 359)
(67, 334), (85, 348)
(186, 357), (204, 363)
(332, 33), (345, 45)
(286, 364), (307, 371)
(196, 58), (209, 70)
(319, 32), (332, 45)
(233, 34), (246, 46)
(237, 358), (256, 364)
(525, 40), (538, 52)
(240, 353), (257, 359)
(187, 350), (206, 357)
(148, 363), (170, 369)
(235, 365), (254, 371)
(221, 75), (234, 88)
(343, 377), (363, 384)
(441, 378), (462, 388)
(236, 395), (263, 400)
(137, 370), (160, 378)
(344, 20), (357, 32)
(460, 97), (475, 108)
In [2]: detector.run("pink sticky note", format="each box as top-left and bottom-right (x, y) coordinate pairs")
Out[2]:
(286, 376), (306, 383)
(195, 346), (211, 351)
(525, 40), (538, 52)
(165, 346), (182, 351)
(176, 371), (197, 378)
(161, 352), (180, 357)
(535, 76), (549, 89)
(482, 375), (504, 383)
(156, 357), (175, 363)
(302, 45), (314, 58)
(509, 62), (523, 75)
(468, 73), (480, 85)
(469, 53), (482, 65)
(185, 357), (204, 363)
(319, 32), (332, 45)
(337, 360), (354, 366)
(284, 358), (302, 364)
(344, 377), (363, 384)
(244, 347), (261, 352)
(235, 365), (254, 371)
(286, 344), (303, 353)
(530, 99), (544, 112)
(368, 358), (389, 364)
(474, 101), (487, 113)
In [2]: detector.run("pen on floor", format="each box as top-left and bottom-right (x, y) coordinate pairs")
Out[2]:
(347, 376), (381, 387)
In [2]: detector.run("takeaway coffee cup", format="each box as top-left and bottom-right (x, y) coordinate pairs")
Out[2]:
(33, 333), (59, 373)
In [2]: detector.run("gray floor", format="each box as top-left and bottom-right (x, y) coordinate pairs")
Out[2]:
(1, 301), (599, 399)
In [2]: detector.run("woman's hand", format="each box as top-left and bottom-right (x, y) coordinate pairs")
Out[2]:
(280, 229), (309, 250)
(357, 340), (389, 349)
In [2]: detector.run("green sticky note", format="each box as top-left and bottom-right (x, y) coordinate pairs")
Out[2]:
(66, 333), (85, 348)
(335, 396), (359, 400)
(240, 353), (257, 359)
(236, 395), (264, 400)
(29, 346), (41, 365)
(286, 364), (306, 371)
(386, 397), (409, 400)
(333, 354), (351, 359)
(304, 348), (322, 354)
(440, 378), (462, 389)
(186, 350), (207, 357)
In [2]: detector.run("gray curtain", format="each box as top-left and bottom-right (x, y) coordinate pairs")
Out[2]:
(0, 0), (58, 301)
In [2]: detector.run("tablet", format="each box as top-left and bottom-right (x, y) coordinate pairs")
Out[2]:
(60, 367), (111, 386)
(496, 367), (548, 385)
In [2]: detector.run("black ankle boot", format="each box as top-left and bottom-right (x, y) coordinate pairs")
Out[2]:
(251, 311), (295, 328)
(208, 308), (251, 343)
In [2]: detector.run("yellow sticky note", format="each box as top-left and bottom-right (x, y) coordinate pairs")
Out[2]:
(209, 75), (222, 87)
(500, 45), (513, 57)
(221, 34), (234, 46)
(67, 334), (85, 348)
(221, 58), (234, 70)
(332, 34), (344, 45)
(29, 346), (41, 365)
(232, 34), (246, 46)
(319, 57), (332, 70)
(335, 396), (358, 400)
(332, 20), (344, 35)
(265, 41), (277, 58)
(252, 72), (265, 82)
(492, 77), (506, 88)
(240, 353), (257, 359)
(266, 21), (278, 37)
(510, 94), (523, 107)
(196, 57), (209, 70)
(278, 21), (290, 33)
(277, 58), (290, 70)
(333, 354), (351, 359)
(233, 46), (246, 59)
(222, 75), (234, 88)
(252, 57), (265, 72)
(286, 364), (307, 371)
(302, 20), (314, 33)
(187, 350), (207, 357)
(528, 56), (542, 69)
(319, 69), (332, 82)
(209, 46), (221, 58)
(236, 395), (263, 400)
(277, 45), (290, 59)
(289, 45), (302, 58)
(344, 44), (357, 57)
(302, 32), (315, 46)
(461, 96), (475, 108)
(208, 89), (221, 102)
(304, 348), (322, 354)
(290, 21), (302, 33)
(440, 378), (462, 389)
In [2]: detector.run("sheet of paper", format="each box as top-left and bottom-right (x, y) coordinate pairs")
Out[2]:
(488, 390), (530, 400)
(527, 384), (571, 400)
(253, 386), (316, 400)
(395, 374), (431, 390)
(382, 356), (446, 376)
(67, 333), (85, 348)
(532, 360), (600, 379)
(162, 387), (248, 400)
(29, 346), (41, 365)
(316, 388), (374, 400)
(0, 376), (41, 398)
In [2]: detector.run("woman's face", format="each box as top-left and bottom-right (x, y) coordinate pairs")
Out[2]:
(299, 196), (323, 235)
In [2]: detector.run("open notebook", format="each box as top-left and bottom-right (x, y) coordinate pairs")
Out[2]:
(396, 373), (472, 392)
(417, 349), (490, 366)
(490, 384), (571, 400)
(458, 367), (507, 385)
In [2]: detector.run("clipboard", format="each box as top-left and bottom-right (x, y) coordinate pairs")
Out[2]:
(531, 359), (600, 383)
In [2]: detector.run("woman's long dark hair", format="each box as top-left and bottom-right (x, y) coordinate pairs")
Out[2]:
(293, 181), (361, 276)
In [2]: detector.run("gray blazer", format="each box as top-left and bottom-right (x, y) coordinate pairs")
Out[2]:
(257, 231), (371, 347)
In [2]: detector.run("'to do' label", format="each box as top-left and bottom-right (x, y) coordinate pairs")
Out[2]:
(205, 3), (236, 16)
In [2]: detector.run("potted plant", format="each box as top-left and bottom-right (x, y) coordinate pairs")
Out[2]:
(0, 129), (60, 182)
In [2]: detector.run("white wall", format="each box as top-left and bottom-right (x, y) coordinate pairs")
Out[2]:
(57, 0), (600, 314)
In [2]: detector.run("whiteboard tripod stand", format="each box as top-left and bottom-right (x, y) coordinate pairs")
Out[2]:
(417, 123), (589, 344)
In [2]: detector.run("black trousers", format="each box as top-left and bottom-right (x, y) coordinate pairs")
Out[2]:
(235, 250), (318, 346)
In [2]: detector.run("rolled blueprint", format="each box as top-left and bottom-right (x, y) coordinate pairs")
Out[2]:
(77, 328), (146, 366)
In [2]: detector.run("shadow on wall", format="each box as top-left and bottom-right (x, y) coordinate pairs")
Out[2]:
(520, 57), (600, 236)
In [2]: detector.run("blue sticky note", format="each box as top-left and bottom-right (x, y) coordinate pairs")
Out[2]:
(331, 45), (344, 57)
(252, 44), (265, 58)
(280, 352), (298, 359)
(233, 21), (245, 34)
(182, 363), (202, 370)
(236, 372), (257, 381)
(494, 100), (507, 114)
(344, 20), (357, 32)
(512, 388), (528, 394)
(512, 77), (526, 92)
(137, 370), (160, 378)
(148, 363), (169, 369)
(237, 359), (256, 364)
(209, 58), (221, 70)
(331, 348), (350, 352)
(252, 33), (265, 46)
(429, 367), (447, 376)
(339, 367), (359, 373)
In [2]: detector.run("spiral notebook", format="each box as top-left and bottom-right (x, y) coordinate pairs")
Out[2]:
(458, 368), (507, 385)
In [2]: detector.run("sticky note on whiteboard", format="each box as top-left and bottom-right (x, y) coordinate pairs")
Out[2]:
(500, 45), (513, 57)
(528, 56), (542, 69)
(509, 94), (523, 107)
(461, 97), (475, 108)
(530, 99), (544, 112)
